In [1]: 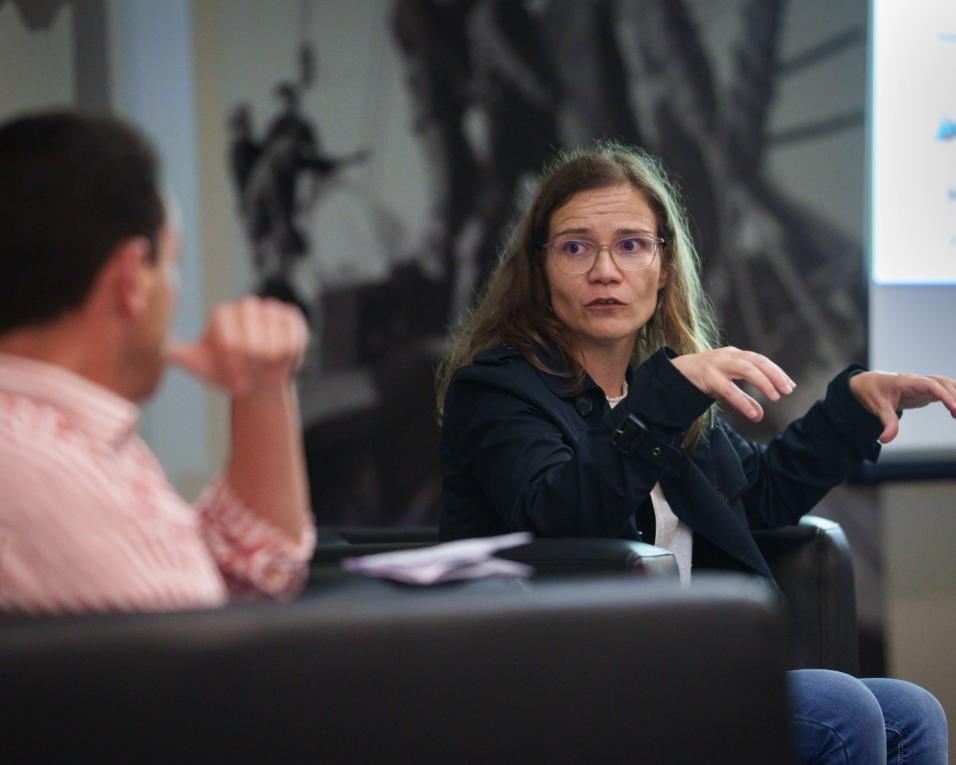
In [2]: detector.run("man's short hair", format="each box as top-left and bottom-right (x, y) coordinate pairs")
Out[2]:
(0, 111), (165, 334)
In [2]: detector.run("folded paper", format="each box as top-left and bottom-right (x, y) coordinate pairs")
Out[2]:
(341, 532), (534, 584)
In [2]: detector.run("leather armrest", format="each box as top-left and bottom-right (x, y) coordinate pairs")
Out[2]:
(310, 534), (678, 580)
(491, 538), (677, 578)
(753, 515), (858, 673)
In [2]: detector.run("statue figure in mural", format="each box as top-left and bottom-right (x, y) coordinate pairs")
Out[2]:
(228, 81), (367, 316)
(228, 105), (260, 205)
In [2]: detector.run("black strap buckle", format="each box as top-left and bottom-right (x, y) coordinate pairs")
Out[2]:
(611, 414), (646, 455)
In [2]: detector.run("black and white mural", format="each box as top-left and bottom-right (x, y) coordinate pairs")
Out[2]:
(0, 0), (884, 672)
(223, 0), (868, 527)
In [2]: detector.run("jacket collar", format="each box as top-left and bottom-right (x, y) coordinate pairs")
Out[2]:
(530, 344), (634, 401)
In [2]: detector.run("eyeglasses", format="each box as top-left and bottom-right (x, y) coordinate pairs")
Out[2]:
(542, 235), (665, 275)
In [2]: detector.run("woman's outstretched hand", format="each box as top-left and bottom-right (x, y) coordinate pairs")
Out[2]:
(849, 372), (956, 443)
(670, 347), (796, 422)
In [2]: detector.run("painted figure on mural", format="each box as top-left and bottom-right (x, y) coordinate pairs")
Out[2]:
(228, 81), (367, 317)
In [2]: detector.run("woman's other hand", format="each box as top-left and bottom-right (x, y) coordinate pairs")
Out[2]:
(670, 347), (796, 422)
(849, 371), (956, 443)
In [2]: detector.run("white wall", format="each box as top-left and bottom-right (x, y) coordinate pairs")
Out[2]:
(106, 0), (211, 497)
(883, 481), (956, 756)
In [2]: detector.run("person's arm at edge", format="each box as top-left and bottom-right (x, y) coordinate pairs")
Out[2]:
(169, 297), (312, 543)
(225, 375), (310, 541)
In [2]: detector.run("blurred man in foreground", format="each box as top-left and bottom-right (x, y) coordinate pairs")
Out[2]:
(0, 111), (315, 612)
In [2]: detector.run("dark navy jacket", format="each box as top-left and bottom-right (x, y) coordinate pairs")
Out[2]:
(439, 346), (883, 579)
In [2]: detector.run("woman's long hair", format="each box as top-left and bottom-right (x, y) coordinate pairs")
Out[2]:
(436, 141), (721, 449)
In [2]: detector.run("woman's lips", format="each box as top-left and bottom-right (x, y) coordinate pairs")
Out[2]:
(586, 298), (625, 306)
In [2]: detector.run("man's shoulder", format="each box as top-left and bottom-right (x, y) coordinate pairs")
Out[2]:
(0, 391), (106, 495)
(0, 389), (68, 446)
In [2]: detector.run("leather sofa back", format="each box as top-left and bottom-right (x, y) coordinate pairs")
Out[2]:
(0, 577), (792, 764)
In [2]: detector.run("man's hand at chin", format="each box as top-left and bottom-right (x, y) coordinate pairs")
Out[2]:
(166, 296), (308, 397)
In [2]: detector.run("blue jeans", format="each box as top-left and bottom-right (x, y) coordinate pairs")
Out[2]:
(790, 669), (948, 764)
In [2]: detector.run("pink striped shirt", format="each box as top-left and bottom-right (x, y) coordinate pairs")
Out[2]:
(0, 353), (315, 613)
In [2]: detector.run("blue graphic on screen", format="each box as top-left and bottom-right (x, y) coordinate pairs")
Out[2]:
(870, 3), (956, 284)
(939, 118), (956, 141)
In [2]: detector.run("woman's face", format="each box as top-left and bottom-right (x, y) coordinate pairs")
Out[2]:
(543, 184), (667, 358)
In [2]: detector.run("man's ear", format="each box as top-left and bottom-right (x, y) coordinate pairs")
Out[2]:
(110, 237), (154, 318)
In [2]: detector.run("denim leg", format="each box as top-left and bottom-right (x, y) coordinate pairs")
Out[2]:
(789, 669), (886, 765)
(860, 678), (948, 765)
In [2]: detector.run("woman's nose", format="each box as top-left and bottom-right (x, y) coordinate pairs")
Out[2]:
(588, 244), (621, 281)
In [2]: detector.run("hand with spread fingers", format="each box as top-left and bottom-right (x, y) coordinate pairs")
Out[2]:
(670, 346), (798, 423)
(849, 371), (956, 443)
(166, 297), (307, 397)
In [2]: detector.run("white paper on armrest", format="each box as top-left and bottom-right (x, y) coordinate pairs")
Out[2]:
(341, 532), (534, 584)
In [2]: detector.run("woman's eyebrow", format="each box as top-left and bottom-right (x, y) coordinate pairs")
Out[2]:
(551, 226), (656, 237)
(551, 227), (593, 237)
(614, 226), (656, 235)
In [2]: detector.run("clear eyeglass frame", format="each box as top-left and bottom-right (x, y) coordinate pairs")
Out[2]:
(542, 235), (666, 275)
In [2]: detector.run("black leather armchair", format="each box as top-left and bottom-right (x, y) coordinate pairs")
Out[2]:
(754, 515), (858, 674)
(0, 577), (794, 764)
(313, 514), (859, 673)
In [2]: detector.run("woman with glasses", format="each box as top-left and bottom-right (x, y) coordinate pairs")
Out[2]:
(436, 142), (949, 763)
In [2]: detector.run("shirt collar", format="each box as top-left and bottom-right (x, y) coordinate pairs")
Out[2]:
(605, 378), (629, 407)
(0, 353), (141, 447)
